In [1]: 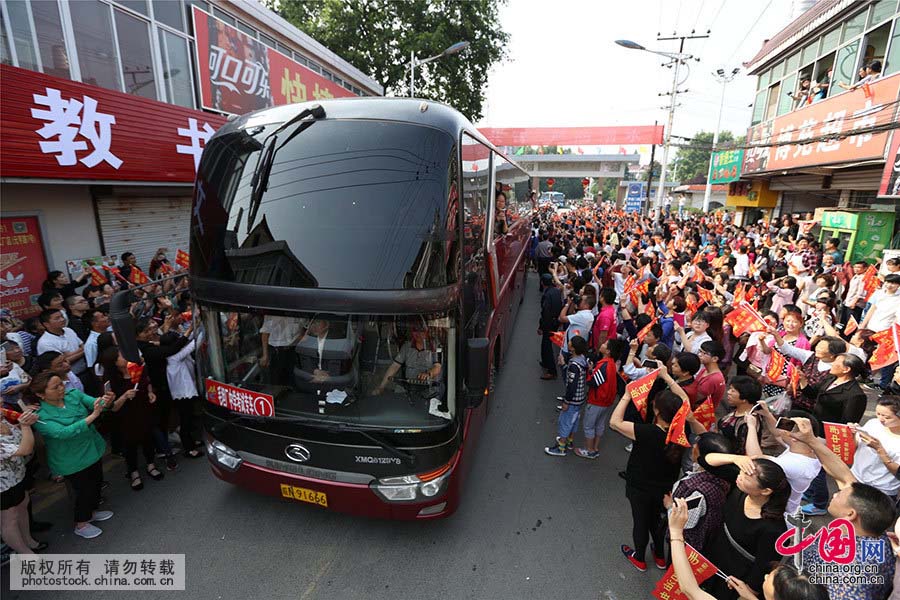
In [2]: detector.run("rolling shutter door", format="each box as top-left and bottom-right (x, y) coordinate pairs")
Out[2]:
(96, 195), (192, 271)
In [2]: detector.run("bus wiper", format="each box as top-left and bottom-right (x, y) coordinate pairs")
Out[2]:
(246, 104), (326, 233)
(324, 422), (417, 467)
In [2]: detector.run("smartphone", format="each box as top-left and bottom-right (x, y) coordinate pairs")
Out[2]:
(685, 496), (702, 510)
(103, 381), (112, 395)
(775, 417), (796, 432)
(642, 360), (658, 369)
(17, 399), (28, 412)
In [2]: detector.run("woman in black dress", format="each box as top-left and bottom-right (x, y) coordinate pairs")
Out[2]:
(100, 348), (163, 491)
(700, 456), (790, 599)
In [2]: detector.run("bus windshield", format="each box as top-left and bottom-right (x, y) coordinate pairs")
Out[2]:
(193, 119), (458, 291)
(198, 307), (457, 429)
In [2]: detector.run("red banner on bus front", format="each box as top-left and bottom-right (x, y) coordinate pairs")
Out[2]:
(206, 379), (275, 417)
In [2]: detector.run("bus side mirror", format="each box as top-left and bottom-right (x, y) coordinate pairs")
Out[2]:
(466, 338), (490, 402)
(110, 289), (141, 363)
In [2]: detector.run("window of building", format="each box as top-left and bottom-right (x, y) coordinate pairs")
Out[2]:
(778, 72), (798, 115)
(184, 0), (207, 36)
(211, 5), (234, 26)
(5, 0), (40, 72)
(236, 19), (255, 37)
(115, 8), (156, 99)
(813, 51), (835, 98)
(832, 39), (861, 89)
(869, 0), (896, 27)
(259, 33), (276, 49)
(158, 27), (193, 107)
(785, 51), (800, 74)
(153, 0), (184, 32)
(861, 21), (891, 67)
(886, 19), (900, 74)
(821, 27), (841, 55)
(764, 81), (780, 121)
(31, 0), (70, 79)
(0, 5), (10, 65)
(70, 0), (122, 91)
(800, 38), (819, 65)
(842, 9), (868, 43)
(117, 1), (147, 16)
(751, 88), (767, 125)
(276, 41), (291, 56)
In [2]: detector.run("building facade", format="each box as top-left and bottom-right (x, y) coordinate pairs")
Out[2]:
(728, 0), (900, 225)
(0, 0), (381, 316)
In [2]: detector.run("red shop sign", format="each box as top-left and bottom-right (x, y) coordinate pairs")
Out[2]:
(192, 6), (354, 116)
(880, 129), (900, 198)
(206, 378), (275, 417)
(0, 216), (49, 318)
(0, 64), (227, 183)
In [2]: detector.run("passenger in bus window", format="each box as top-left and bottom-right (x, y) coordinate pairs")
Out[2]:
(259, 315), (306, 385)
(494, 191), (509, 237)
(372, 324), (442, 395)
(298, 319), (332, 384)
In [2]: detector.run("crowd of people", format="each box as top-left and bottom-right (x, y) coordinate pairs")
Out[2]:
(0, 248), (198, 549)
(531, 203), (900, 600)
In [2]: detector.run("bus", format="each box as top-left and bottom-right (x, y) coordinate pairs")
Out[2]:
(112, 98), (532, 519)
(539, 190), (566, 208)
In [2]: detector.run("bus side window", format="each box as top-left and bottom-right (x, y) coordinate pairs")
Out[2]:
(461, 134), (492, 337)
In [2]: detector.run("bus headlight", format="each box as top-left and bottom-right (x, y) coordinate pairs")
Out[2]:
(207, 439), (243, 472)
(370, 462), (453, 503)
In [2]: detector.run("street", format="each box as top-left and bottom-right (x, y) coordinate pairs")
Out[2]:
(3, 274), (660, 600)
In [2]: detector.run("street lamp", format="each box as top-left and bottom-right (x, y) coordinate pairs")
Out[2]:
(615, 39), (693, 216)
(702, 67), (741, 212)
(408, 41), (470, 97)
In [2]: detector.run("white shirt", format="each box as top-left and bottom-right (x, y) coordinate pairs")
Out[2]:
(851, 418), (900, 496)
(865, 292), (900, 332)
(771, 447), (821, 514)
(734, 253), (750, 278)
(84, 330), (101, 369)
(259, 316), (306, 347)
(36, 327), (86, 374)
(166, 339), (197, 400)
(564, 309), (594, 348)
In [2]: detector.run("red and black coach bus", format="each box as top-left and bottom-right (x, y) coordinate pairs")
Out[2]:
(113, 98), (531, 519)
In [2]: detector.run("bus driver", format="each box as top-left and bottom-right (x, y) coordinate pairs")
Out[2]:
(372, 324), (442, 395)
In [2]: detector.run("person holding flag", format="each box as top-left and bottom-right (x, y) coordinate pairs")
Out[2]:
(610, 364), (699, 572)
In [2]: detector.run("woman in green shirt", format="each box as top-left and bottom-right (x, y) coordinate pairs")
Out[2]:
(30, 371), (116, 539)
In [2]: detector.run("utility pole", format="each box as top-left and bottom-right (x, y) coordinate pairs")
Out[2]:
(645, 122), (656, 218)
(702, 68), (741, 212)
(654, 32), (708, 216)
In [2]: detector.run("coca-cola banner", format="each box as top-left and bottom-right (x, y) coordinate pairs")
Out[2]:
(192, 6), (355, 115)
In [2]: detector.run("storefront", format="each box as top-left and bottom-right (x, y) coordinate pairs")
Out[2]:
(0, 63), (228, 314)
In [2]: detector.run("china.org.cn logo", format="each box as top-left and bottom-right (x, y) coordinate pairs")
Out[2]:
(775, 515), (887, 585)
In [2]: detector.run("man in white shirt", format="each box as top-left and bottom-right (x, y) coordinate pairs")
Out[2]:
(259, 315), (306, 385)
(733, 246), (750, 279)
(83, 309), (113, 371)
(36, 308), (86, 377)
(842, 261), (868, 324)
(558, 294), (595, 365)
(860, 274), (900, 332)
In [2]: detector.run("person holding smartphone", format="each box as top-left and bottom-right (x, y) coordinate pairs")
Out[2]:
(0, 408), (45, 555)
(849, 395), (900, 499)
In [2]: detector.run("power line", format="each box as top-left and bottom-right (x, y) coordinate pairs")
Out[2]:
(726, 0), (774, 63)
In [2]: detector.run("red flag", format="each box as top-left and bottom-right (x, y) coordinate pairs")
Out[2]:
(692, 397), (716, 431)
(158, 262), (176, 275)
(175, 249), (190, 270)
(748, 262), (758, 279)
(636, 316), (658, 344)
(788, 364), (801, 396)
(766, 349), (786, 382)
(733, 282), (745, 305)
(635, 279), (651, 297)
(126, 361), (144, 385)
(622, 274), (637, 296)
(696, 286), (713, 305)
(844, 315), (859, 336)
(862, 265), (880, 302)
(1, 408), (23, 424)
(180, 311), (192, 323)
(652, 543), (719, 600)
(666, 398), (691, 447)
(691, 268), (705, 283)
(823, 422), (856, 465)
(868, 324), (900, 370)
(549, 330), (566, 348)
(625, 369), (660, 420)
(643, 299), (656, 318)
(723, 301), (768, 336)
(103, 264), (128, 284)
(128, 267), (150, 285)
(862, 81), (873, 99)
(90, 267), (107, 286)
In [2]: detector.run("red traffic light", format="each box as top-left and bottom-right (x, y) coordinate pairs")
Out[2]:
(546, 178), (555, 187)
(582, 178), (590, 187)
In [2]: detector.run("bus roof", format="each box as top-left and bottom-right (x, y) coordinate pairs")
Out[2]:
(215, 97), (521, 170)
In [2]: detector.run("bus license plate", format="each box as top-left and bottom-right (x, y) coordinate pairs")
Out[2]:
(280, 484), (328, 507)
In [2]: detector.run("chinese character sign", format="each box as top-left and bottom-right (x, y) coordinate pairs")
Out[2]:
(205, 379), (275, 417)
(0, 217), (49, 318)
(709, 149), (744, 183)
(192, 6), (354, 115)
(743, 72), (900, 174)
(822, 422), (856, 465)
(879, 129), (900, 198)
(626, 369), (660, 420)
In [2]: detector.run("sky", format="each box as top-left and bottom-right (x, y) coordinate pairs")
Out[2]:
(478, 0), (799, 159)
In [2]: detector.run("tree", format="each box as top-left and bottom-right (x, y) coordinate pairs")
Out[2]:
(601, 177), (618, 202)
(670, 131), (739, 183)
(271, 0), (510, 121)
(641, 161), (661, 182)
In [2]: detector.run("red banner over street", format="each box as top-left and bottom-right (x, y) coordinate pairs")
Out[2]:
(0, 216), (49, 317)
(823, 422), (856, 465)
